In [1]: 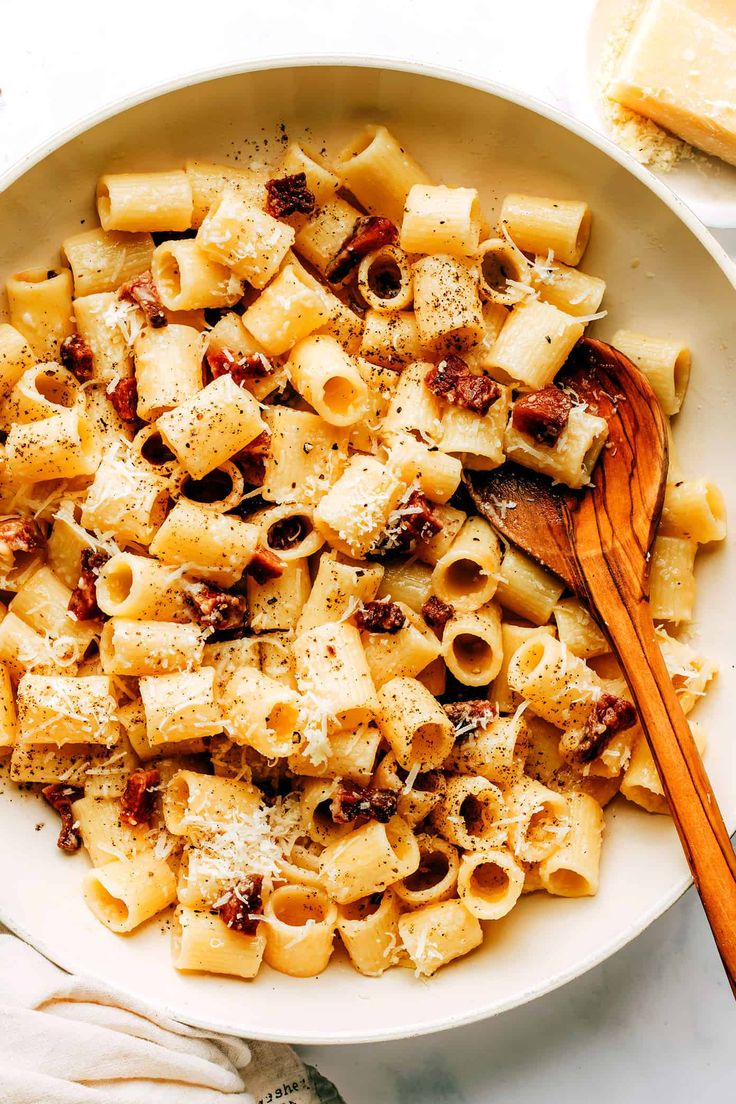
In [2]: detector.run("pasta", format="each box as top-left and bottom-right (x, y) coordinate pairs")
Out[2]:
(0, 122), (721, 988)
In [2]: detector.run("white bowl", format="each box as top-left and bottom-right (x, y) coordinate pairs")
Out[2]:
(1, 60), (735, 1045)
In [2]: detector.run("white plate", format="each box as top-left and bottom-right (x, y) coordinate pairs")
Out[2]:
(567, 0), (736, 228)
(0, 59), (735, 1045)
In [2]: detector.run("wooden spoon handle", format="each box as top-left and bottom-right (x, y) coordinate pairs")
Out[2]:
(595, 587), (736, 994)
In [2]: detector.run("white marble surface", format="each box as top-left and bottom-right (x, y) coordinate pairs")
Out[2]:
(0, 1), (734, 1099)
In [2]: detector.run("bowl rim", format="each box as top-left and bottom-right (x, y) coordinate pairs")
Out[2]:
(0, 54), (734, 1044)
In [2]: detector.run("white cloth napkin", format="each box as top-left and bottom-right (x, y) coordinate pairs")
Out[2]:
(0, 934), (343, 1104)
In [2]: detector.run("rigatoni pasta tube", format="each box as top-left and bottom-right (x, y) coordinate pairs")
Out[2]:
(62, 227), (154, 297)
(648, 535), (697, 623)
(360, 309), (425, 369)
(96, 553), (189, 621)
(399, 898), (482, 977)
(507, 634), (603, 728)
(263, 885), (338, 977)
(476, 237), (531, 305)
(538, 793), (604, 897)
(442, 602), (503, 687)
(99, 619), (204, 677)
(385, 433), (462, 504)
(294, 621), (378, 722)
(431, 517), (501, 612)
(73, 291), (134, 384)
(659, 479), (727, 544)
(6, 410), (96, 483)
(149, 500), (259, 588)
(400, 185), (481, 256)
(278, 142), (340, 206)
(261, 407), (348, 506)
(81, 445), (169, 547)
(491, 622), (556, 712)
(162, 769), (259, 838)
(247, 560), (311, 634)
(287, 335), (368, 426)
(438, 385), (511, 471)
(3, 364), (82, 426)
(72, 795), (151, 866)
(506, 777), (570, 863)
(361, 603), (442, 687)
(412, 255), (485, 352)
(313, 454), (404, 558)
(172, 907), (266, 979)
(445, 712), (529, 789)
(612, 329), (690, 416)
(296, 554), (383, 635)
(335, 125), (431, 224)
(319, 816), (420, 904)
(0, 663), (18, 751)
(380, 360), (443, 442)
(157, 374), (266, 480)
(357, 245), (414, 312)
(457, 848), (525, 919)
(9, 565), (97, 662)
(97, 171), (193, 232)
(139, 667), (222, 747)
(504, 403), (608, 490)
(377, 676), (454, 770)
(133, 324), (203, 420)
(242, 264), (330, 356)
(500, 193), (592, 266)
(495, 546), (565, 625)
(185, 160), (266, 227)
(531, 257), (606, 317)
(253, 503), (324, 564)
(83, 853), (178, 933)
(377, 559), (433, 615)
(220, 667), (302, 758)
(393, 834), (459, 909)
(294, 197), (362, 277)
(6, 267), (75, 361)
(337, 890), (403, 976)
(489, 300), (584, 389)
(198, 188), (294, 287)
(431, 775), (507, 851)
(553, 598), (609, 659)
(0, 323), (35, 399)
(152, 239), (241, 311)
(16, 674), (119, 747)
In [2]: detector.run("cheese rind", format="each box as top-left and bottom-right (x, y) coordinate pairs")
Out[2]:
(609, 0), (736, 167)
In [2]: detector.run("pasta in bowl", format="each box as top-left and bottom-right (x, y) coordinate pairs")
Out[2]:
(0, 63), (733, 1042)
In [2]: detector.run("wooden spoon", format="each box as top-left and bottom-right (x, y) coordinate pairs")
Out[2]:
(465, 337), (736, 991)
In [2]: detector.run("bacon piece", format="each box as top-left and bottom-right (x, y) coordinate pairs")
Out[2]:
(60, 334), (95, 382)
(208, 347), (273, 387)
(0, 516), (45, 559)
(184, 582), (247, 630)
(236, 454), (266, 487)
(443, 700), (497, 739)
(564, 693), (638, 765)
(421, 595), (454, 630)
(216, 875), (264, 934)
(268, 515), (309, 551)
(246, 546), (285, 584)
(424, 356), (501, 415)
(68, 548), (109, 622)
(41, 783), (84, 852)
(331, 782), (398, 825)
(355, 599), (406, 634)
(120, 768), (160, 827)
(119, 270), (167, 328)
(511, 386), (574, 446)
(265, 172), (316, 219)
(108, 377), (140, 425)
(325, 216), (399, 283)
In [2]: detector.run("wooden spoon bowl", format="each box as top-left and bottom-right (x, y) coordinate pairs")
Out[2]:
(466, 337), (736, 990)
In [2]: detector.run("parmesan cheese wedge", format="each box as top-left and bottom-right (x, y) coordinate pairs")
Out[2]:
(609, 0), (736, 167)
